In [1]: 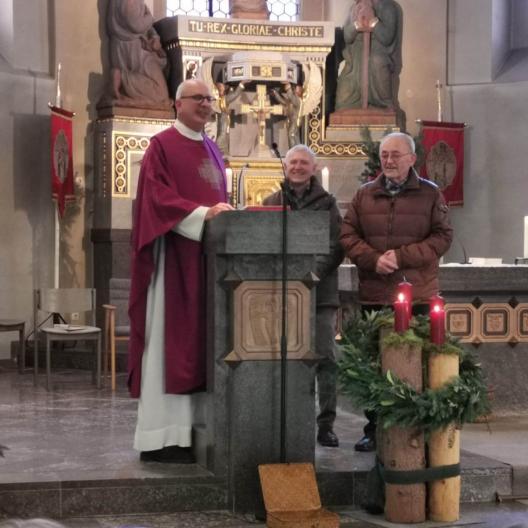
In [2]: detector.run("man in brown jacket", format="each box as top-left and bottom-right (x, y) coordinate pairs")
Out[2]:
(263, 144), (344, 447)
(340, 131), (453, 451)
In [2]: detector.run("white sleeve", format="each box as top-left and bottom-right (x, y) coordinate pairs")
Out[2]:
(172, 206), (209, 241)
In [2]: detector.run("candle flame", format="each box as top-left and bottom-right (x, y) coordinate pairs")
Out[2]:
(398, 293), (405, 302)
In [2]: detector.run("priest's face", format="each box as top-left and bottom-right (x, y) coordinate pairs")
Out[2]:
(175, 80), (214, 132)
(379, 136), (417, 184)
(285, 148), (316, 189)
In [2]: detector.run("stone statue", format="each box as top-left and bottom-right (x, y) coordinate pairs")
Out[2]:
(229, 0), (270, 19)
(272, 83), (303, 148)
(335, 0), (403, 114)
(271, 64), (323, 149)
(213, 81), (247, 153)
(105, 0), (172, 109)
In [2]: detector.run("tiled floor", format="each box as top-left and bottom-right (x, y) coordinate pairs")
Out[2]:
(1, 366), (528, 527)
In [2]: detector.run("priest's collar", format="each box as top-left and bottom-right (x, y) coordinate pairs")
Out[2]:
(174, 119), (203, 141)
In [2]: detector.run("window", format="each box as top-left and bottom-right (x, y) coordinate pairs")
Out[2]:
(166, 0), (300, 21)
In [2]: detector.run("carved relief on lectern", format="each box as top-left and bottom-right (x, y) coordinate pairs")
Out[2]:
(226, 280), (314, 361)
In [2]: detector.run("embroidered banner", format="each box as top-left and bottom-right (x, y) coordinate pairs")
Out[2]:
(420, 121), (465, 206)
(50, 105), (75, 217)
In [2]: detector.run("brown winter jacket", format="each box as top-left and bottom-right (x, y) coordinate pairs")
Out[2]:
(263, 177), (344, 307)
(340, 169), (453, 305)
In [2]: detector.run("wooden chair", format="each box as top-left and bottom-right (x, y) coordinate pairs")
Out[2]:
(0, 319), (26, 373)
(102, 303), (129, 391)
(33, 288), (101, 391)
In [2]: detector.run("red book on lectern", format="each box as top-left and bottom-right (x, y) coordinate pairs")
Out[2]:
(243, 205), (290, 211)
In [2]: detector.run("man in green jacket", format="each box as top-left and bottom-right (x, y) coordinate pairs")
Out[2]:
(263, 145), (344, 447)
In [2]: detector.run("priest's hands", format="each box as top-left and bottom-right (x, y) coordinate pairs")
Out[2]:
(376, 250), (399, 275)
(205, 202), (235, 220)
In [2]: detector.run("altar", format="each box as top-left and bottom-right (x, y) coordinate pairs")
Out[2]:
(338, 263), (528, 412)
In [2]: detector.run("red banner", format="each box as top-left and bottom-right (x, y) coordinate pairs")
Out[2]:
(50, 106), (75, 217)
(420, 121), (465, 206)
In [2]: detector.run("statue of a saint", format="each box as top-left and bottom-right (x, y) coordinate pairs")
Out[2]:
(272, 83), (303, 149)
(213, 81), (247, 153)
(335, 0), (403, 114)
(105, 0), (172, 109)
(229, 0), (270, 20)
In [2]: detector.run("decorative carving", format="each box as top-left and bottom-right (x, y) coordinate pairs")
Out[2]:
(226, 280), (314, 361)
(112, 132), (151, 196)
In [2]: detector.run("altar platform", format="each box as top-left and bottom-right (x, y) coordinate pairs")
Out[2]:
(0, 366), (525, 521)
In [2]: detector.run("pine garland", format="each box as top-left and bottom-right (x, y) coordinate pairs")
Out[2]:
(338, 310), (490, 432)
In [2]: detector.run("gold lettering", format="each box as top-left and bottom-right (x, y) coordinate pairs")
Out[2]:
(221, 23), (228, 34)
(188, 20), (197, 32)
(315, 27), (323, 37)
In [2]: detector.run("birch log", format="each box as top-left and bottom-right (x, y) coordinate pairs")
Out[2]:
(381, 341), (426, 523)
(428, 353), (460, 522)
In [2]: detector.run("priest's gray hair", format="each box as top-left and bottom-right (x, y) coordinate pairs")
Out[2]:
(379, 132), (416, 154)
(175, 81), (188, 101)
(175, 79), (209, 101)
(285, 144), (316, 162)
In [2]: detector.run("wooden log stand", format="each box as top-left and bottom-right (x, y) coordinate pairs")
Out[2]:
(427, 353), (461, 522)
(381, 338), (426, 524)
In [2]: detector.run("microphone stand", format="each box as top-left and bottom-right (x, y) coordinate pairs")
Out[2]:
(237, 163), (249, 208)
(272, 142), (288, 463)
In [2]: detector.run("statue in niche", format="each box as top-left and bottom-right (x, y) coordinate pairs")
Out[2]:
(335, 0), (403, 117)
(199, 58), (247, 154)
(271, 63), (323, 149)
(104, 0), (172, 109)
(229, 0), (270, 19)
(272, 83), (303, 149)
(213, 81), (247, 153)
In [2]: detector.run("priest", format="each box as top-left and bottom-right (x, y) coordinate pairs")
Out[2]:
(128, 79), (234, 463)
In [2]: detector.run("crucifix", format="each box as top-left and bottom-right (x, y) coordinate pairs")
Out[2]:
(240, 84), (283, 155)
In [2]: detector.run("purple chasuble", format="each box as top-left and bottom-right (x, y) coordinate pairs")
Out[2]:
(128, 127), (226, 397)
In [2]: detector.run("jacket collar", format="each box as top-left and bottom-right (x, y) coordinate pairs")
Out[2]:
(372, 168), (420, 196)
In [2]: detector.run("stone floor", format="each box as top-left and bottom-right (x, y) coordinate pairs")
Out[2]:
(1, 365), (528, 527)
(2, 502), (528, 527)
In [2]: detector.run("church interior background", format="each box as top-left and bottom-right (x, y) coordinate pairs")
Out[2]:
(1, 0), (528, 523)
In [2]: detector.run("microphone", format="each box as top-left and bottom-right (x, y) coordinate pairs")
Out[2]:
(271, 142), (287, 182)
(237, 163), (249, 209)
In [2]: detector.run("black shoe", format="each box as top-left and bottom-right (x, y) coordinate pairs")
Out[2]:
(317, 428), (339, 447)
(140, 445), (196, 463)
(354, 435), (376, 452)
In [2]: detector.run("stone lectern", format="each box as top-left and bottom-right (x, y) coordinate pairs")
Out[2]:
(201, 210), (329, 513)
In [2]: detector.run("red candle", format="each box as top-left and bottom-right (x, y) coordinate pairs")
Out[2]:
(397, 280), (413, 319)
(429, 294), (445, 314)
(430, 303), (446, 345)
(394, 292), (410, 333)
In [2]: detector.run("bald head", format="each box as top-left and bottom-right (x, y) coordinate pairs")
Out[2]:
(175, 79), (210, 101)
(174, 79), (214, 132)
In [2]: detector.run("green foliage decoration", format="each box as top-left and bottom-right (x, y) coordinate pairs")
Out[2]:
(338, 310), (490, 432)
